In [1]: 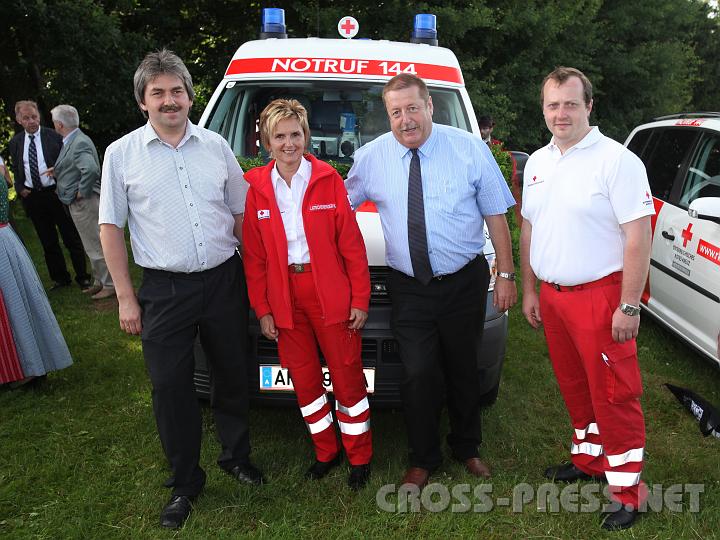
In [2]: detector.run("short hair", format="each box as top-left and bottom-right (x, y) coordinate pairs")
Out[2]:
(259, 99), (311, 153)
(478, 115), (495, 128)
(15, 100), (39, 116)
(382, 73), (430, 103)
(540, 66), (593, 106)
(133, 49), (195, 117)
(50, 104), (80, 129)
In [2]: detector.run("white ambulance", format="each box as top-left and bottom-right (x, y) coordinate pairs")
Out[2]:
(194, 9), (512, 405)
(625, 113), (720, 365)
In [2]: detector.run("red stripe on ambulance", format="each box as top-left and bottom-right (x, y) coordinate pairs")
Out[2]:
(225, 57), (463, 84)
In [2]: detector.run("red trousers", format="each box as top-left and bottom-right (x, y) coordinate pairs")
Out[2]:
(277, 270), (372, 465)
(540, 273), (646, 508)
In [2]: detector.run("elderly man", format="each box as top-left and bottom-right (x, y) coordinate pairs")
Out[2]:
(51, 104), (114, 300)
(99, 50), (261, 529)
(521, 66), (653, 530)
(6, 100), (90, 290)
(346, 73), (517, 488)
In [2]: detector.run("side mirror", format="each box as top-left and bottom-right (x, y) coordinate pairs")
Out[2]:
(689, 197), (720, 225)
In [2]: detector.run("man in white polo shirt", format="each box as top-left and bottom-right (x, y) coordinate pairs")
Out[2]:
(99, 49), (262, 529)
(520, 67), (654, 531)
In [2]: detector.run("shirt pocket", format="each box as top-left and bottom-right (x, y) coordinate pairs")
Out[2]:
(603, 340), (643, 404)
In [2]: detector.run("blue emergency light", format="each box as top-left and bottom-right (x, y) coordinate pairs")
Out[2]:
(260, 8), (288, 39)
(411, 14), (438, 46)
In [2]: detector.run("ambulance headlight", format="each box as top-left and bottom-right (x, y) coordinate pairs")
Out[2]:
(411, 14), (438, 46)
(261, 8), (287, 37)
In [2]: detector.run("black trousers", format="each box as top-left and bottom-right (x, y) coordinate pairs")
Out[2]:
(388, 256), (490, 470)
(21, 189), (88, 284)
(138, 253), (250, 498)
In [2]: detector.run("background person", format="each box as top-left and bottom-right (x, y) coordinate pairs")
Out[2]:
(5, 100), (90, 291)
(520, 66), (653, 531)
(99, 49), (261, 529)
(242, 99), (373, 490)
(0, 157), (73, 388)
(346, 74), (517, 489)
(51, 104), (115, 300)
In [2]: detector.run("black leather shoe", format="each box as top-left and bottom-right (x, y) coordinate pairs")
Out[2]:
(49, 280), (72, 291)
(348, 464), (371, 490)
(601, 507), (639, 530)
(305, 454), (342, 480)
(545, 462), (603, 482)
(78, 277), (93, 291)
(160, 495), (195, 529)
(228, 463), (265, 485)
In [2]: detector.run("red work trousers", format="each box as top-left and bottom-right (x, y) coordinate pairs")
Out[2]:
(277, 270), (372, 466)
(540, 272), (646, 508)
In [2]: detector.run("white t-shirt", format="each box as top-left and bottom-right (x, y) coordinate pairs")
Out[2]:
(522, 127), (655, 285)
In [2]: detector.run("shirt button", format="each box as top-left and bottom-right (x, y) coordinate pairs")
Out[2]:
(194, 223), (198, 227)
(199, 243), (203, 246)
(179, 166), (184, 170)
(201, 262), (206, 266)
(185, 185), (188, 188)
(189, 203), (194, 206)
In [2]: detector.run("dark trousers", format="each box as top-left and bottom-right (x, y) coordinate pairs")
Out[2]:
(388, 256), (490, 470)
(138, 253), (250, 498)
(21, 189), (88, 284)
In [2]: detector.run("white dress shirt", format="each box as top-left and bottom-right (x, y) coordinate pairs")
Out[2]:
(22, 130), (54, 188)
(99, 121), (248, 272)
(271, 156), (311, 265)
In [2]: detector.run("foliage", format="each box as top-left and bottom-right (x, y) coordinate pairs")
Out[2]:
(489, 141), (513, 187)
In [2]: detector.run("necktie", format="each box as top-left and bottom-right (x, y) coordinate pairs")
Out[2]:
(407, 148), (433, 285)
(28, 134), (43, 190)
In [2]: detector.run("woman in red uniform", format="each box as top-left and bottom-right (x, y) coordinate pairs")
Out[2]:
(242, 99), (372, 490)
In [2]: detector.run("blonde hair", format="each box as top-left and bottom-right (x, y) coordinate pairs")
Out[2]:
(259, 99), (310, 152)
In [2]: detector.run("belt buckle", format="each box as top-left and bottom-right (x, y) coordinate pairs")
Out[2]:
(292, 263), (304, 273)
(552, 283), (561, 291)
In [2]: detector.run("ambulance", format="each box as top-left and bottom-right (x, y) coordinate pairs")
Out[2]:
(193, 8), (511, 405)
(625, 113), (720, 365)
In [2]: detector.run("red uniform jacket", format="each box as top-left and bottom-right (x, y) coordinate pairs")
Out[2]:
(242, 155), (370, 329)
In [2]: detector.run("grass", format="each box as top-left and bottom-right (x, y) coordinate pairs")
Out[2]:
(2, 209), (720, 539)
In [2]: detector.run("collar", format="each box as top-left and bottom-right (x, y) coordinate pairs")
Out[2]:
(62, 128), (80, 145)
(391, 123), (439, 160)
(271, 156), (311, 190)
(25, 129), (41, 139)
(547, 126), (601, 154)
(142, 119), (200, 147)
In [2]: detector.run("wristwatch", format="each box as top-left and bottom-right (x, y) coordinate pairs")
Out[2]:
(619, 303), (641, 316)
(497, 271), (516, 282)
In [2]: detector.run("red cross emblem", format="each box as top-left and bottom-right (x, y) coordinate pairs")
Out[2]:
(645, 191), (651, 199)
(681, 223), (693, 248)
(340, 18), (356, 35)
(532, 175), (537, 182)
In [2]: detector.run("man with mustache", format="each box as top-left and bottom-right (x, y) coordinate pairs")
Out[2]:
(346, 73), (517, 488)
(99, 50), (262, 529)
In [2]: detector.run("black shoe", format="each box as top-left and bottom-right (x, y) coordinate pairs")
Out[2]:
(348, 464), (371, 490)
(305, 454), (342, 480)
(228, 463), (265, 485)
(78, 277), (93, 291)
(49, 280), (72, 291)
(545, 462), (602, 482)
(601, 507), (639, 530)
(160, 495), (195, 529)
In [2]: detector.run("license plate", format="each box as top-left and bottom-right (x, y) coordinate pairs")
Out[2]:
(259, 365), (375, 393)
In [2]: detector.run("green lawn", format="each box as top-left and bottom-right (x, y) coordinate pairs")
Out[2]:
(2, 211), (720, 539)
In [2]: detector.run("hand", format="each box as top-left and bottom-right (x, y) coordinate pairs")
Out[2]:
(118, 295), (142, 335)
(612, 308), (640, 343)
(19, 188), (31, 199)
(493, 277), (517, 312)
(260, 314), (279, 341)
(41, 167), (54, 178)
(522, 289), (542, 329)
(76, 192), (83, 200)
(348, 308), (368, 330)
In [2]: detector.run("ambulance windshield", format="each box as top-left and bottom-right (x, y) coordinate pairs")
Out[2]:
(205, 81), (469, 162)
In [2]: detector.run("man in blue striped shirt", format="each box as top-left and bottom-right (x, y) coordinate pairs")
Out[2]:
(346, 73), (516, 488)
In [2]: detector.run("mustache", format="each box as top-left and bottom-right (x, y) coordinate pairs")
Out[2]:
(159, 105), (181, 113)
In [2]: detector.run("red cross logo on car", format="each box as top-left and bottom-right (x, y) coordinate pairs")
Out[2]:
(681, 223), (693, 247)
(340, 18), (356, 35)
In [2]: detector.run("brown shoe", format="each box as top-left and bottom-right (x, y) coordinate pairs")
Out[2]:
(91, 287), (116, 300)
(400, 467), (430, 489)
(83, 283), (103, 295)
(464, 458), (491, 478)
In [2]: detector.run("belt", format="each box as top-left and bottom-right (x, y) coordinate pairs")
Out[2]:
(289, 263), (312, 273)
(29, 185), (57, 193)
(544, 271), (622, 292)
